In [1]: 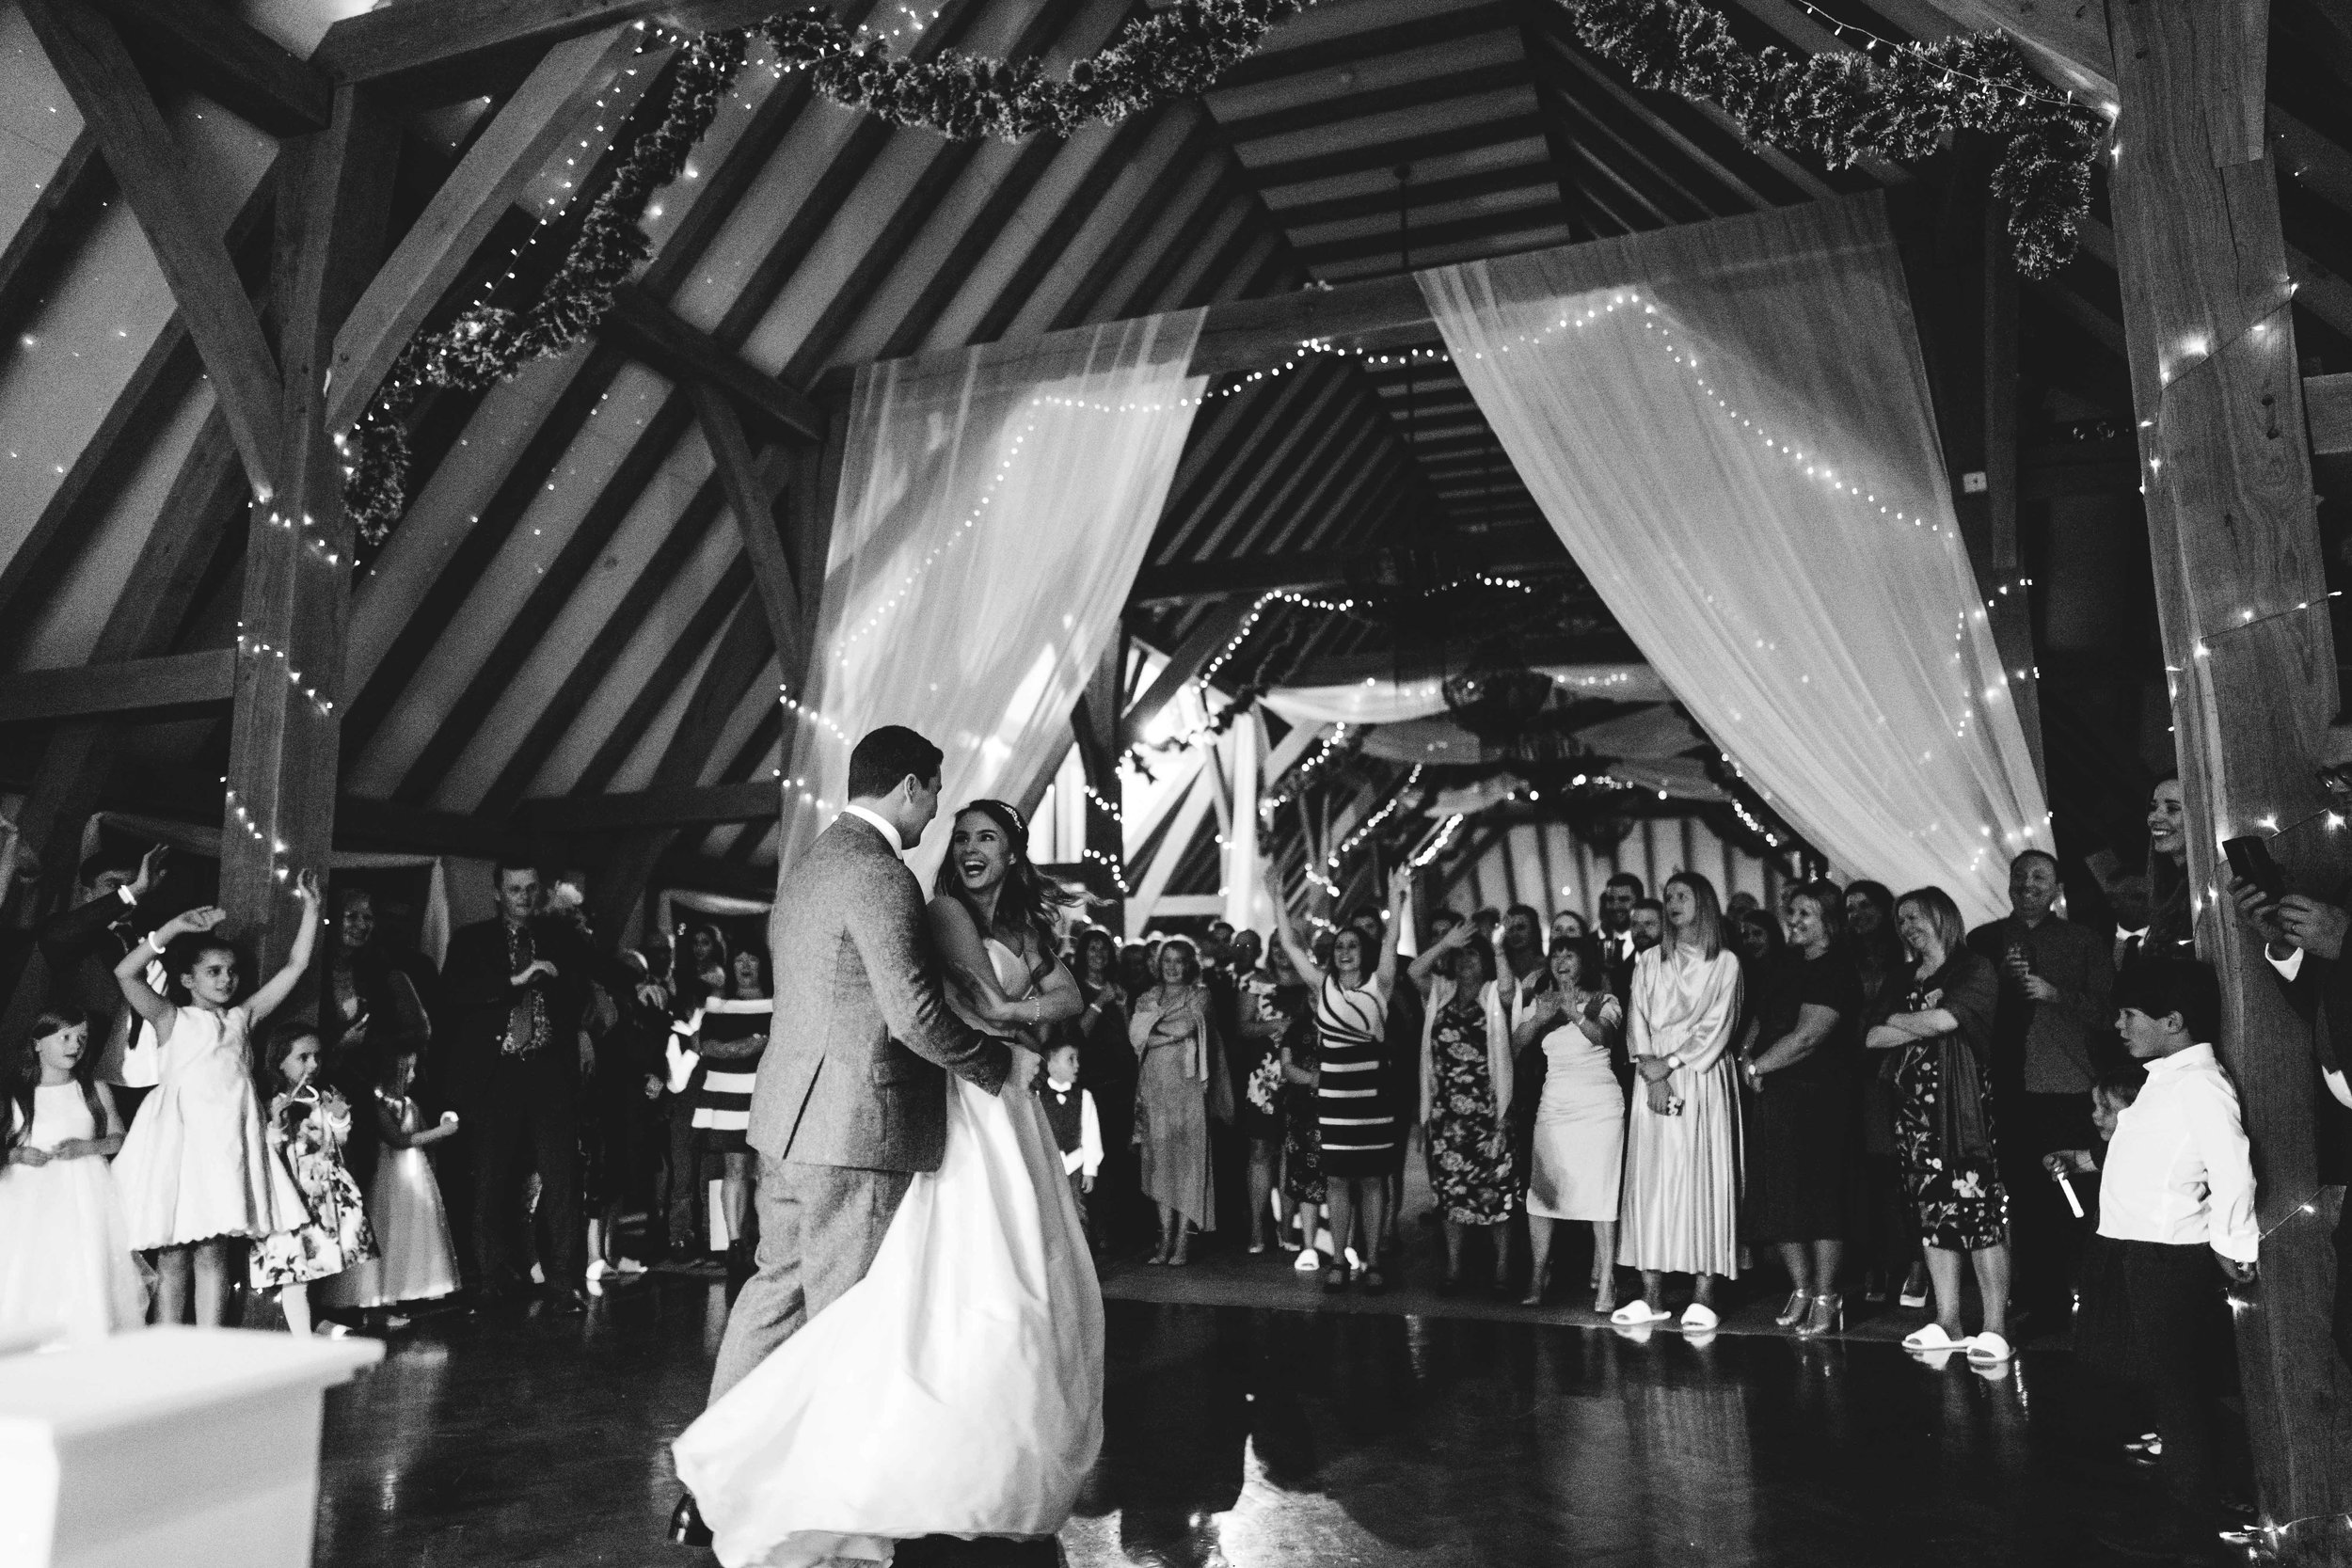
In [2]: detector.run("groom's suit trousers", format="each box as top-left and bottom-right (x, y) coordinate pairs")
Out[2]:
(707, 1156), (914, 1402)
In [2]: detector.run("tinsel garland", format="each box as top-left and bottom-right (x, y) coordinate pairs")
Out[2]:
(752, 0), (1303, 141)
(1564, 0), (2103, 278)
(342, 0), (1310, 542)
(342, 31), (750, 542)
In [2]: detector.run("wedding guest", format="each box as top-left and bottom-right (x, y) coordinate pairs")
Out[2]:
(1131, 938), (1224, 1265)
(440, 863), (590, 1313)
(324, 1046), (461, 1319)
(1118, 942), (1156, 1001)
(0, 1006), (144, 1342)
(1280, 999), (1327, 1270)
(319, 886), (432, 1190)
(691, 948), (774, 1277)
(1497, 905), (1549, 1012)
(1844, 880), (1923, 1307)
(1729, 905), (1786, 1074)
(1232, 946), (1299, 1254)
(1868, 886), (2012, 1362)
(29, 844), (167, 1123)
(586, 948), (665, 1285)
(1070, 927), (1137, 1246)
(1040, 1041), (1102, 1243)
(1550, 910), (1588, 948)
(2141, 775), (2194, 964)
(662, 925), (729, 1260)
(1277, 867), (1411, 1293)
(250, 1022), (377, 1337)
(1407, 919), (1515, 1295)
(1629, 898), (1665, 954)
(113, 879), (322, 1327)
(1965, 848), (2115, 1327)
(1513, 938), (1626, 1310)
(1597, 873), (1644, 998)
(2074, 960), (2255, 1557)
(1740, 880), (1861, 1336)
(1613, 872), (1743, 1331)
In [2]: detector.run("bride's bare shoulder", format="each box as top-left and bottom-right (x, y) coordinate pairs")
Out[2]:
(926, 895), (987, 957)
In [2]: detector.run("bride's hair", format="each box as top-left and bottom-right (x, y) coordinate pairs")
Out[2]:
(931, 799), (1081, 963)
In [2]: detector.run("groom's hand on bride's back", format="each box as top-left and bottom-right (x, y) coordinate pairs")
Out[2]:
(998, 1044), (1042, 1097)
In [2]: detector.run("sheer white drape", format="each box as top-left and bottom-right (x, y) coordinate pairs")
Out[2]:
(778, 312), (1205, 886)
(1419, 194), (2047, 923)
(1259, 663), (1669, 727)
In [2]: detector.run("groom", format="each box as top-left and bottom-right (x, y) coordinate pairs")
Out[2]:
(672, 725), (1041, 1549)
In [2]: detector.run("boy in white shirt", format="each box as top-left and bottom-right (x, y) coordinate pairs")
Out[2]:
(1039, 1042), (1102, 1246)
(2076, 958), (2255, 1554)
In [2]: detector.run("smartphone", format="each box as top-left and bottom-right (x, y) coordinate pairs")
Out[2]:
(2222, 835), (2287, 902)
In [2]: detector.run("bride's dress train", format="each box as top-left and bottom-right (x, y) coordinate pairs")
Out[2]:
(674, 940), (1103, 1568)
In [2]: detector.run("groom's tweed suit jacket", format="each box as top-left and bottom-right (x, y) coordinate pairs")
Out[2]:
(751, 812), (1012, 1172)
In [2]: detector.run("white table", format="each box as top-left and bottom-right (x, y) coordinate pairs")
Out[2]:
(0, 1327), (382, 1568)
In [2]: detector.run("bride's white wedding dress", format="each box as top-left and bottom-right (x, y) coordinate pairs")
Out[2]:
(673, 937), (1104, 1568)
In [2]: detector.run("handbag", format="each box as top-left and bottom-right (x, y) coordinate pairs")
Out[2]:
(1932, 1030), (1994, 1162)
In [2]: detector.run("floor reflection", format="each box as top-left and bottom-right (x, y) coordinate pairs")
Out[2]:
(313, 1281), (2136, 1568)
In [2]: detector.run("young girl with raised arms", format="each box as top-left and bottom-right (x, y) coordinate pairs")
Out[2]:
(111, 872), (324, 1326)
(0, 1006), (147, 1341)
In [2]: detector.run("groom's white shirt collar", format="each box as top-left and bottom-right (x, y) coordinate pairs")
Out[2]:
(840, 802), (906, 854)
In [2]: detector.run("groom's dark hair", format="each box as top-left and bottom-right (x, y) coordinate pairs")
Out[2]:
(847, 726), (944, 800)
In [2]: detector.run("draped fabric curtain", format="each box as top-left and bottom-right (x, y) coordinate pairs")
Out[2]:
(778, 311), (1206, 887)
(1259, 663), (1670, 727)
(1419, 195), (2048, 923)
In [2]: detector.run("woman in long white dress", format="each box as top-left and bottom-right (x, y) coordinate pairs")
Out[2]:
(673, 800), (1100, 1568)
(1612, 872), (1744, 1332)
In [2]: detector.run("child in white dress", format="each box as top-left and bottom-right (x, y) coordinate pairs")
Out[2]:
(323, 1047), (461, 1317)
(111, 872), (323, 1326)
(0, 1006), (147, 1342)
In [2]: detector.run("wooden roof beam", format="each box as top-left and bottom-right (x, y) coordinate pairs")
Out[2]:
(516, 779), (778, 832)
(312, 0), (775, 101)
(91, 0), (332, 135)
(25, 0), (282, 489)
(604, 284), (827, 443)
(0, 651), (235, 723)
(327, 26), (650, 434)
(1923, 0), (2115, 102)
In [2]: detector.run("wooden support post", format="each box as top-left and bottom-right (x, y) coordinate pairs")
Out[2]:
(689, 380), (805, 676)
(222, 85), (397, 975)
(2106, 0), (2352, 1546)
(1920, 141), (2045, 795)
(1070, 630), (1128, 925)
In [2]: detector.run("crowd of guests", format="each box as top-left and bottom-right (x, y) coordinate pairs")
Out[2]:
(1044, 776), (2329, 1559)
(2, 770), (2339, 1558)
(0, 838), (794, 1342)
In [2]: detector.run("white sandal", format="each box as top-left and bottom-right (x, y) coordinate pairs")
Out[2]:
(1610, 1299), (1672, 1325)
(1293, 1247), (1324, 1274)
(1901, 1323), (1962, 1353)
(1678, 1303), (1720, 1332)
(1965, 1331), (2013, 1365)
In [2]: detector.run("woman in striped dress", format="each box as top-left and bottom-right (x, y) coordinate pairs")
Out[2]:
(688, 947), (771, 1260)
(1276, 865), (1412, 1294)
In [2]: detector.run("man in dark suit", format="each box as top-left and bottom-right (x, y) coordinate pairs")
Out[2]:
(1597, 872), (1645, 1003)
(442, 860), (595, 1314)
(674, 726), (1037, 1550)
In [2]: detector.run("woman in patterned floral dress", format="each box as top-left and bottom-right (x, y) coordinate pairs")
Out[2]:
(1867, 885), (2012, 1359)
(1409, 919), (1516, 1294)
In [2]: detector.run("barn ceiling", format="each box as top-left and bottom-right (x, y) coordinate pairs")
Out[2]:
(1, 0), (2348, 888)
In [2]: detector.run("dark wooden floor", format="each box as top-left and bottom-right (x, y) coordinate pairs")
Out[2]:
(312, 1273), (2205, 1568)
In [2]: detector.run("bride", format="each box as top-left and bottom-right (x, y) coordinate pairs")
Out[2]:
(673, 800), (1103, 1567)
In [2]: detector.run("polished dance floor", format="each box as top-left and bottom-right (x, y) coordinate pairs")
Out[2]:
(312, 1271), (2189, 1568)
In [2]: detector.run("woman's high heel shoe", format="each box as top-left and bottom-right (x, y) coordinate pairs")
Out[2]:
(1797, 1292), (1844, 1337)
(1774, 1289), (1810, 1328)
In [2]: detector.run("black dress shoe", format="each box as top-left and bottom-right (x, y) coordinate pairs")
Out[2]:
(545, 1286), (590, 1316)
(669, 1492), (713, 1547)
